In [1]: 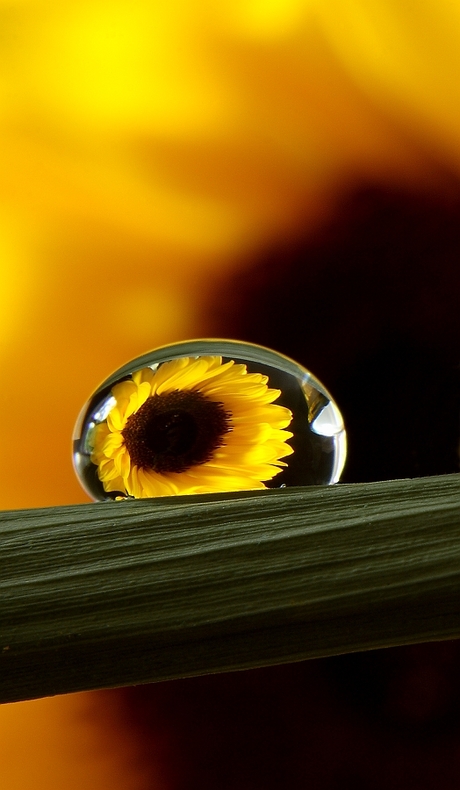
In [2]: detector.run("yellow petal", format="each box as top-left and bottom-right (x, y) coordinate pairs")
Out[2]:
(149, 357), (191, 394)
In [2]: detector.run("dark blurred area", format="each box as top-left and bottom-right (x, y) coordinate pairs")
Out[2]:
(118, 184), (460, 789)
(213, 184), (460, 484)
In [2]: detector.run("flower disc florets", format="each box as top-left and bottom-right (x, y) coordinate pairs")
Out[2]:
(90, 355), (293, 498)
(121, 389), (231, 473)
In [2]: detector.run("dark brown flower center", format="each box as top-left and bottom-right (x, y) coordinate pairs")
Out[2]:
(121, 389), (231, 473)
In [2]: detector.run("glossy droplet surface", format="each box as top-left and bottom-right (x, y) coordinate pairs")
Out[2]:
(73, 340), (347, 500)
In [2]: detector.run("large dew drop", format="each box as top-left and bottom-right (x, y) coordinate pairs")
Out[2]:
(73, 339), (347, 500)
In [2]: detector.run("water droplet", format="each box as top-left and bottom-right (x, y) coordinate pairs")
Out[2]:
(73, 340), (347, 500)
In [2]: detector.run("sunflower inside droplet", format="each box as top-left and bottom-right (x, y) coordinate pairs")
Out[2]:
(90, 355), (294, 498)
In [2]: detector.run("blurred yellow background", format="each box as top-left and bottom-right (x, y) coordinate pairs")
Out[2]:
(1, 0), (460, 787)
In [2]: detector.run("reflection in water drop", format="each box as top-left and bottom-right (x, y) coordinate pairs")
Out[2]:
(73, 339), (347, 500)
